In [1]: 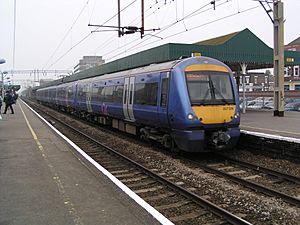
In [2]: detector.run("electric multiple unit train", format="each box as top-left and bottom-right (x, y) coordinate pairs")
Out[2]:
(36, 56), (240, 152)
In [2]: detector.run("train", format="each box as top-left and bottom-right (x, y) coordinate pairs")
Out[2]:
(36, 56), (240, 152)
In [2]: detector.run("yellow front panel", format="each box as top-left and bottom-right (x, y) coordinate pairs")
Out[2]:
(185, 64), (229, 73)
(192, 105), (236, 124)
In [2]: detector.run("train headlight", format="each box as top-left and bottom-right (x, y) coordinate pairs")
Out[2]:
(187, 113), (194, 120)
(234, 112), (240, 118)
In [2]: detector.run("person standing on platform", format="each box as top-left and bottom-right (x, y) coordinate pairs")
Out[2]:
(12, 90), (18, 104)
(3, 90), (14, 114)
(0, 95), (3, 120)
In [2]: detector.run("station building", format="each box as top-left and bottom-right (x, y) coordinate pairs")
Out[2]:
(74, 56), (105, 73)
(284, 37), (300, 91)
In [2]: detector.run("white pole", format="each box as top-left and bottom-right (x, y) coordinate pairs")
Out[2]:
(241, 63), (248, 114)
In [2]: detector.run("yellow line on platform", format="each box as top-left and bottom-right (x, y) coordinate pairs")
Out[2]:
(18, 102), (83, 225)
(241, 125), (300, 136)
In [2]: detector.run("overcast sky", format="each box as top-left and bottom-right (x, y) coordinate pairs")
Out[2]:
(0, 0), (299, 83)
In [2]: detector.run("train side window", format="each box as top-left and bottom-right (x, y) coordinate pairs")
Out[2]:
(104, 86), (113, 102)
(135, 83), (144, 105)
(147, 82), (158, 106)
(113, 85), (123, 103)
(97, 86), (104, 101)
(161, 78), (168, 107)
(81, 86), (87, 100)
(134, 82), (158, 106)
(129, 84), (134, 105)
(123, 84), (127, 104)
(67, 87), (73, 99)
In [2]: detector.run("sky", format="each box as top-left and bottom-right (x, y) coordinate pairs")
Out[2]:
(0, 0), (299, 85)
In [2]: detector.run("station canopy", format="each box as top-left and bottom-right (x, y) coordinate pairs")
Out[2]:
(35, 28), (300, 89)
(193, 28), (300, 71)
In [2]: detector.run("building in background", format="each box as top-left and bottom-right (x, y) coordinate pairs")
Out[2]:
(74, 56), (105, 73)
(284, 36), (300, 90)
(238, 70), (274, 92)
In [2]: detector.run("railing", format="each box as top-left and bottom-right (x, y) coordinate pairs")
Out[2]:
(240, 90), (300, 98)
(239, 91), (300, 111)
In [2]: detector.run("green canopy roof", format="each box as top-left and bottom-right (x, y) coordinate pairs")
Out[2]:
(194, 28), (300, 70)
(35, 28), (300, 90)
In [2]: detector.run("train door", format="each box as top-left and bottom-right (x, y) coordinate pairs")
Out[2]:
(158, 72), (170, 128)
(74, 83), (79, 110)
(72, 83), (77, 108)
(86, 83), (93, 113)
(123, 77), (136, 121)
(55, 87), (58, 106)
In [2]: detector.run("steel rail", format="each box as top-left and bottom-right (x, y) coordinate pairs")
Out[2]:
(185, 158), (300, 207)
(217, 155), (300, 184)
(36, 104), (252, 225)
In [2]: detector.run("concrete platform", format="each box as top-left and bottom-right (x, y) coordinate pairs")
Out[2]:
(0, 101), (163, 225)
(240, 110), (300, 140)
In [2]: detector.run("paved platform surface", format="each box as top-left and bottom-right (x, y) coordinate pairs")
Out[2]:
(240, 110), (300, 139)
(0, 101), (161, 225)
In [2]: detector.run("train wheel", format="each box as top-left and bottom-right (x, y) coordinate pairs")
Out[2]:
(170, 139), (180, 156)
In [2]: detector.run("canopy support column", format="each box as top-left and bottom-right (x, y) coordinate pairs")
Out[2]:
(273, 0), (285, 117)
(240, 63), (248, 114)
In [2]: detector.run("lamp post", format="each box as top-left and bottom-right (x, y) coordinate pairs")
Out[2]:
(0, 58), (6, 97)
(1, 71), (8, 97)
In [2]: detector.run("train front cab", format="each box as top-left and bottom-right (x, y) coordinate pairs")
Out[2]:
(169, 57), (240, 152)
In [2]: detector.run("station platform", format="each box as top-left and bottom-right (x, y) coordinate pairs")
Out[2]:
(240, 110), (300, 140)
(0, 101), (164, 225)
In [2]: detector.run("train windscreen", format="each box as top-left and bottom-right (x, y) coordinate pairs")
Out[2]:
(185, 71), (235, 105)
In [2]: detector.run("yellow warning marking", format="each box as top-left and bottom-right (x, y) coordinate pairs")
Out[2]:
(18, 102), (83, 225)
(185, 64), (229, 72)
(192, 105), (235, 124)
(241, 125), (300, 136)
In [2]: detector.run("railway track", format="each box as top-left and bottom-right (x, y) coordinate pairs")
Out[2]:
(238, 134), (300, 164)
(184, 154), (300, 207)
(24, 99), (300, 224)
(27, 101), (252, 225)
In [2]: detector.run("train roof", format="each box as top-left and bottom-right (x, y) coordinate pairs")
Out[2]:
(37, 59), (184, 91)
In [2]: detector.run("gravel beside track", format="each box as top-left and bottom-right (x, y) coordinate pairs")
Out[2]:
(26, 99), (300, 225)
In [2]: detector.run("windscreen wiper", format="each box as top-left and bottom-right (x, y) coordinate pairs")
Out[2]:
(210, 81), (230, 104)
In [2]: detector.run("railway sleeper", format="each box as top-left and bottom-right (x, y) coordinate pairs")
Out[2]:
(143, 192), (176, 202)
(155, 200), (191, 210)
(126, 180), (157, 188)
(169, 211), (207, 223)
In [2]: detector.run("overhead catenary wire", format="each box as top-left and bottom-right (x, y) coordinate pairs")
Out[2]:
(133, 4), (261, 54)
(45, 0), (268, 71)
(12, 0), (17, 76)
(46, 0), (138, 69)
(104, 0), (220, 61)
(105, 3), (261, 62)
(91, 0), (170, 55)
(97, 1), (211, 61)
(43, 0), (90, 70)
(88, 0), (97, 24)
(47, 0), (208, 70)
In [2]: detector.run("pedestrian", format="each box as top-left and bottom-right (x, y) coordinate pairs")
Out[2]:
(12, 90), (18, 104)
(3, 90), (14, 114)
(0, 95), (3, 119)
